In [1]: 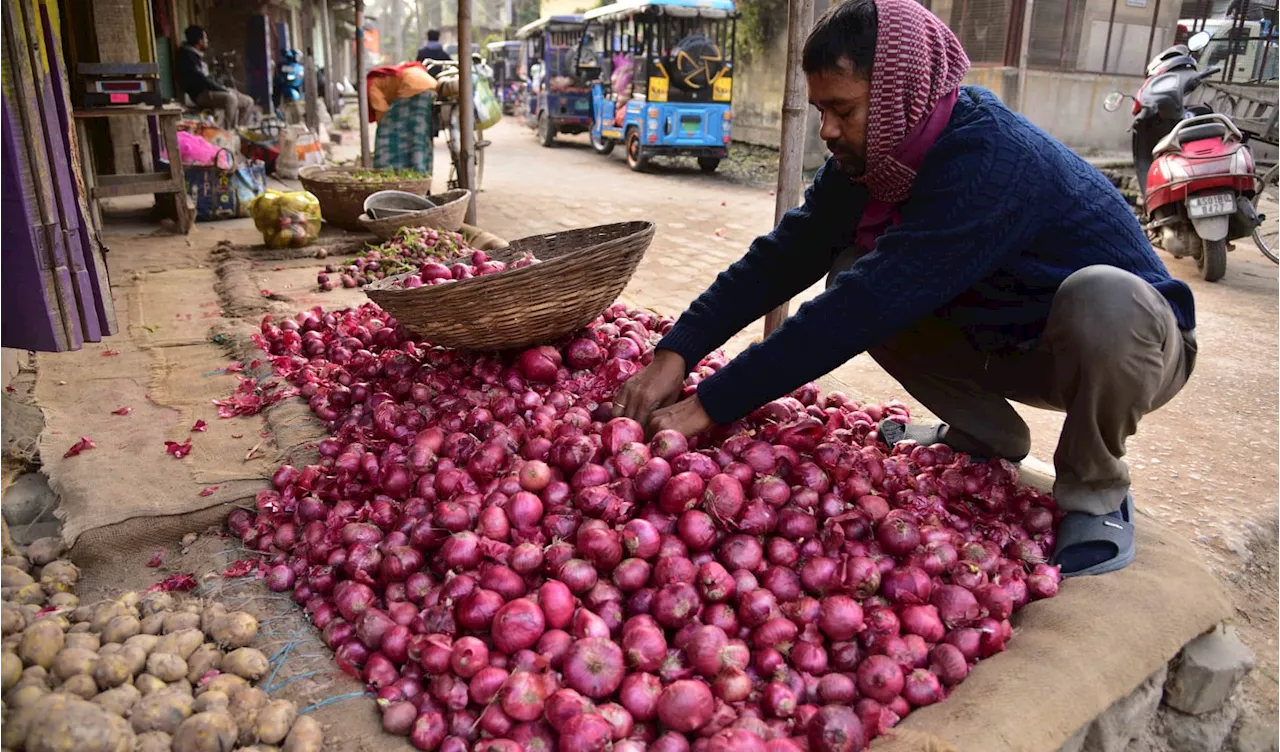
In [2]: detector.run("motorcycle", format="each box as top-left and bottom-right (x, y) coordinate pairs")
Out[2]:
(273, 49), (305, 123)
(1104, 31), (1262, 282)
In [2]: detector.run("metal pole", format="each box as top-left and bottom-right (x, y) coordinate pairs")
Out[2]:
(458, 0), (477, 223)
(302, 0), (320, 132)
(319, 0), (338, 116)
(1016, 0), (1034, 111)
(356, 0), (371, 167)
(1101, 0), (1119, 72)
(1143, 0), (1162, 72)
(763, 0), (815, 337)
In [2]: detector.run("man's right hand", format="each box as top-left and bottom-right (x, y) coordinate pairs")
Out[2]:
(613, 349), (688, 430)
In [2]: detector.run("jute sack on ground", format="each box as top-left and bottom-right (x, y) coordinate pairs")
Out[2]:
(870, 519), (1231, 752)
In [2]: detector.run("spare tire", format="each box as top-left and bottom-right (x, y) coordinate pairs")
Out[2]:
(670, 35), (723, 91)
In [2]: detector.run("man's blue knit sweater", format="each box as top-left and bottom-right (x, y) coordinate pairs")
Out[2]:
(657, 86), (1196, 425)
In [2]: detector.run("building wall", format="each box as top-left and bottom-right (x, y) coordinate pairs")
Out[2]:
(965, 66), (1144, 150)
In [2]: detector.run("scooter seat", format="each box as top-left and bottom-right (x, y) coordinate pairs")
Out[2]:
(1152, 121), (1228, 156)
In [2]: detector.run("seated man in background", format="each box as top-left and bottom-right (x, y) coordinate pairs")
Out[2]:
(178, 25), (254, 129)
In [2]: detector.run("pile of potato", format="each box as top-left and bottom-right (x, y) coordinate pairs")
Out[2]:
(1, 539), (324, 752)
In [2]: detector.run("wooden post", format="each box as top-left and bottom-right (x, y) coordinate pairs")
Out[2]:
(763, 0), (814, 337)
(319, 0), (338, 116)
(458, 0), (477, 223)
(302, 0), (320, 132)
(356, 0), (371, 166)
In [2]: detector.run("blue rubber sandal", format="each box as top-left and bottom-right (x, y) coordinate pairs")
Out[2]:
(1051, 494), (1136, 578)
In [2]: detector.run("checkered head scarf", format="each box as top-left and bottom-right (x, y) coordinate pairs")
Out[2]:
(856, 0), (970, 203)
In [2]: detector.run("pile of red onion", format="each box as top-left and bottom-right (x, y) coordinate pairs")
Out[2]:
(234, 301), (1062, 752)
(393, 250), (541, 290)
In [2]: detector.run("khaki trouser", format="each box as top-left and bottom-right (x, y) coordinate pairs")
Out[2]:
(862, 265), (1196, 515)
(196, 89), (254, 129)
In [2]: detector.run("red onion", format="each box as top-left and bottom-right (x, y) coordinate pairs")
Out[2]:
(932, 584), (981, 628)
(807, 705), (864, 752)
(563, 637), (625, 698)
(623, 624), (668, 672)
(501, 669), (550, 721)
(538, 580), (575, 629)
(492, 597), (546, 654)
(856, 654), (905, 704)
(818, 595), (863, 641)
(903, 668), (943, 707)
(559, 713), (614, 752)
(660, 472), (706, 514)
(762, 682), (797, 718)
(658, 680), (715, 732)
(410, 712), (446, 751)
(619, 672), (662, 721)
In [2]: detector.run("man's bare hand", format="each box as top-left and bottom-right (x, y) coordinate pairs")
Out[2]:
(648, 395), (714, 439)
(613, 350), (687, 429)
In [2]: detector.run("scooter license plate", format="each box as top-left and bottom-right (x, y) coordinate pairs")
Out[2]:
(1187, 192), (1235, 218)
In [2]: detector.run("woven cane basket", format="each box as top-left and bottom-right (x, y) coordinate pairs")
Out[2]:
(299, 166), (432, 231)
(358, 189), (472, 239)
(365, 221), (655, 350)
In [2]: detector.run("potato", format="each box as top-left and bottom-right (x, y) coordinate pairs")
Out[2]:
(63, 632), (99, 652)
(91, 652), (131, 689)
(25, 537), (66, 566)
(69, 620), (93, 633)
(146, 652), (188, 683)
(253, 699), (298, 745)
(2, 604), (25, 635)
(19, 602), (43, 624)
(186, 643), (222, 683)
(5, 681), (49, 708)
(2, 650), (21, 691)
(71, 603), (93, 623)
(200, 602), (228, 635)
(60, 673), (98, 699)
(207, 611), (257, 649)
(51, 647), (99, 680)
(200, 672), (246, 698)
(154, 628), (204, 660)
(2, 700), (39, 749)
(119, 591), (142, 611)
(193, 689), (229, 714)
(119, 644), (148, 677)
(47, 592), (79, 609)
(134, 731), (173, 752)
(140, 611), (165, 635)
(171, 677), (194, 696)
(17, 582), (47, 604)
(1, 564), (35, 588)
(2, 631), (20, 653)
(27, 695), (135, 752)
(242, 746), (281, 752)
(97, 642), (122, 657)
(171, 711), (238, 752)
(281, 714), (323, 752)
(164, 611), (201, 633)
(229, 685), (268, 744)
(131, 688), (195, 734)
(221, 647), (268, 680)
(3, 555), (31, 572)
(22, 664), (50, 684)
(90, 602), (128, 633)
(19, 619), (64, 668)
(140, 592), (174, 615)
(91, 683), (141, 716)
(124, 633), (159, 655)
(102, 614), (142, 644)
(135, 673), (167, 696)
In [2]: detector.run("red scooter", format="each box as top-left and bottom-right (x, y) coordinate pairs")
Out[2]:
(1104, 32), (1262, 282)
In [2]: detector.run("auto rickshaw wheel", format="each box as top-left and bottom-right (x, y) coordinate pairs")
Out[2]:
(697, 157), (721, 174)
(591, 129), (615, 156)
(537, 111), (556, 147)
(626, 129), (648, 172)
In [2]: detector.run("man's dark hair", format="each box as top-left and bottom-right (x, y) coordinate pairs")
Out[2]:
(184, 25), (205, 46)
(427, 29), (441, 42)
(801, 0), (877, 78)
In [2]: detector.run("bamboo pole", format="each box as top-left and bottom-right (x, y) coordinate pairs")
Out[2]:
(763, 0), (814, 337)
(302, 0), (320, 132)
(319, 0), (338, 117)
(1016, 0), (1034, 111)
(458, 0), (477, 223)
(356, 0), (371, 167)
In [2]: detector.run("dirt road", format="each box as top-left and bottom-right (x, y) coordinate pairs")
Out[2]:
(473, 118), (1279, 709)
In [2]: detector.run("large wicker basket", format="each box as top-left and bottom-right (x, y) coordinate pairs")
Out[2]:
(357, 189), (472, 239)
(365, 221), (654, 350)
(299, 166), (432, 231)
